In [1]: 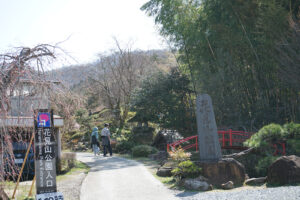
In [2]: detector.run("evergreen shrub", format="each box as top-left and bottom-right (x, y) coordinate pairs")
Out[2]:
(241, 122), (300, 177)
(283, 123), (300, 138)
(171, 160), (202, 181)
(132, 145), (158, 157)
(131, 127), (155, 145)
(115, 140), (135, 153)
(244, 124), (284, 150)
(255, 156), (278, 177)
(286, 139), (300, 156)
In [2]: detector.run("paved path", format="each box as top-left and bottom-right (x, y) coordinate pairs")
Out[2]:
(77, 152), (179, 200)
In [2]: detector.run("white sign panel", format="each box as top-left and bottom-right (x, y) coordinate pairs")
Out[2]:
(36, 192), (64, 200)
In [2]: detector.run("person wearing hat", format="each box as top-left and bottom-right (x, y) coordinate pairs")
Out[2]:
(101, 123), (112, 156)
(91, 127), (100, 155)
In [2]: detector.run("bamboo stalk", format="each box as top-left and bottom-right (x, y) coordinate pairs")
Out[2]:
(28, 175), (36, 197)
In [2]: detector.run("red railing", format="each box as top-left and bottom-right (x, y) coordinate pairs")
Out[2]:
(167, 135), (198, 152)
(167, 129), (254, 152)
(273, 142), (286, 156)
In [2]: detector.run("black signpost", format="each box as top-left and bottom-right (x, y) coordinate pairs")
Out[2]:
(34, 109), (63, 200)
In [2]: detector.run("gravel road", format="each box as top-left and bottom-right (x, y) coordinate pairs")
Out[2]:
(174, 185), (300, 200)
(57, 171), (86, 200)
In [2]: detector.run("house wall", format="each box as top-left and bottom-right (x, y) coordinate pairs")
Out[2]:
(9, 95), (50, 116)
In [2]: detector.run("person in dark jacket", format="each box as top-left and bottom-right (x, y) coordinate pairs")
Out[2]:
(101, 123), (112, 156)
(91, 127), (100, 155)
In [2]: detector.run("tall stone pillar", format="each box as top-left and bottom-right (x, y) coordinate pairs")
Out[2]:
(196, 94), (222, 161)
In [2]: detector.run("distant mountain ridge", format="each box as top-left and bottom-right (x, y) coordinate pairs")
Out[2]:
(48, 49), (176, 89)
(48, 64), (94, 88)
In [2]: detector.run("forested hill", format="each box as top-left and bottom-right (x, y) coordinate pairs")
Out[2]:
(49, 49), (176, 89)
(48, 64), (93, 89)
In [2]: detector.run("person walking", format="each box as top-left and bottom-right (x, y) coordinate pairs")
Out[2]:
(101, 123), (112, 157)
(91, 127), (100, 156)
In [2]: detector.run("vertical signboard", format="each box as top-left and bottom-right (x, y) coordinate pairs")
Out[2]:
(34, 110), (58, 196)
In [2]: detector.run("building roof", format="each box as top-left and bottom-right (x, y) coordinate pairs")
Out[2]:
(0, 115), (63, 128)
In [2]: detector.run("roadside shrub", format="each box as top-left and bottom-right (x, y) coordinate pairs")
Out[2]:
(132, 145), (158, 157)
(59, 152), (76, 174)
(255, 156), (278, 177)
(115, 140), (135, 153)
(171, 160), (202, 181)
(244, 124), (284, 150)
(169, 147), (191, 163)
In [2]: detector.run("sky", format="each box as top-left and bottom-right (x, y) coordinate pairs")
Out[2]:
(0, 0), (166, 68)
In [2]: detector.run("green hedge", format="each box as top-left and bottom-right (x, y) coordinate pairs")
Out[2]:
(132, 145), (158, 157)
(115, 140), (135, 153)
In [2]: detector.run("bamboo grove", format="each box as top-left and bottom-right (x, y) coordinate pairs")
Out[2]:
(142, 0), (300, 131)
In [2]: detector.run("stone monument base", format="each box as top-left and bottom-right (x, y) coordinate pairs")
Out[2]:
(195, 158), (246, 187)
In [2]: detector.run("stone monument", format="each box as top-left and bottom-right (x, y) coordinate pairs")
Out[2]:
(195, 94), (246, 187)
(196, 94), (222, 161)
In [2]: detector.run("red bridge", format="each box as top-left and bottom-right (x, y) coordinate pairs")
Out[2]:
(167, 129), (254, 152)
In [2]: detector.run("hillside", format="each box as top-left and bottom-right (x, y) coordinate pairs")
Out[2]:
(48, 49), (177, 89)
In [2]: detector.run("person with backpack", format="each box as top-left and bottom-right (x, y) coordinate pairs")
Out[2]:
(91, 127), (100, 155)
(101, 123), (112, 157)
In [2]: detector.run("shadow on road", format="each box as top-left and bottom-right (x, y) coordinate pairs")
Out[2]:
(77, 153), (141, 172)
